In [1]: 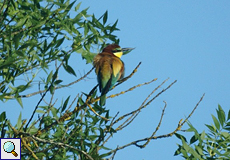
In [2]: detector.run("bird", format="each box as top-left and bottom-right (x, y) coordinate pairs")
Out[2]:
(93, 44), (134, 106)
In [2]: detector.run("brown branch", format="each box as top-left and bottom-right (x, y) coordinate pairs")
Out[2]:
(112, 78), (173, 126)
(17, 67), (94, 98)
(180, 93), (205, 126)
(107, 93), (205, 156)
(115, 62), (142, 87)
(137, 101), (167, 148)
(21, 137), (39, 160)
(102, 79), (174, 147)
(108, 78), (158, 100)
(86, 102), (109, 121)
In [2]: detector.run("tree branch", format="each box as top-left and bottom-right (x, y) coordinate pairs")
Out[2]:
(107, 93), (205, 156)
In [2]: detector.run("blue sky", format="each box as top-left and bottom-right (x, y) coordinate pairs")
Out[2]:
(2, 1), (230, 160)
(78, 1), (230, 159)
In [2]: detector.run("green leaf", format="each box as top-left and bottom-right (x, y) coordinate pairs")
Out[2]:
(217, 104), (225, 127)
(103, 10), (108, 25)
(46, 71), (53, 84)
(228, 110), (230, 120)
(75, 2), (82, 11)
(205, 124), (216, 133)
(200, 131), (205, 140)
(52, 70), (58, 82)
(212, 114), (220, 131)
(61, 96), (70, 112)
(190, 135), (198, 144)
(110, 19), (119, 33)
(175, 133), (187, 142)
(15, 17), (28, 27)
(17, 112), (22, 129)
(16, 97), (23, 108)
(0, 112), (6, 122)
(54, 80), (63, 85)
(181, 138), (191, 152)
(36, 110), (45, 114)
(55, 37), (65, 48)
(51, 107), (58, 119)
(63, 64), (76, 76)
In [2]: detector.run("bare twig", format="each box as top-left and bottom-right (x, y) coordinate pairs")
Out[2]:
(180, 93), (205, 126)
(115, 62), (142, 87)
(102, 79), (174, 146)
(24, 63), (63, 131)
(112, 79), (173, 126)
(108, 78), (158, 100)
(106, 93), (205, 155)
(18, 67), (94, 98)
(137, 101), (167, 148)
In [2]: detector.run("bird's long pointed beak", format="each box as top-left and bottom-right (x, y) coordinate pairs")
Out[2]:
(122, 47), (135, 55)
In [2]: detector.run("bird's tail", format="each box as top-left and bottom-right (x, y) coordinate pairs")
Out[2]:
(100, 94), (106, 106)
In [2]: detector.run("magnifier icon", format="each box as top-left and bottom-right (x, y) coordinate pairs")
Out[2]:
(3, 141), (18, 157)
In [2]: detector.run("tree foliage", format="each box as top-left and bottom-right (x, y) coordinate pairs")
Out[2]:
(0, 0), (204, 159)
(175, 105), (230, 159)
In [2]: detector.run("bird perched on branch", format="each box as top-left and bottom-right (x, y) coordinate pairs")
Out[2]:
(93, 44), (134, 106)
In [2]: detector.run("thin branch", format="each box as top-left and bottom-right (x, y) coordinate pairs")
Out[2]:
(21, 138), (39, 160)
(24, 82), (52, 131)
(18, 67), (94, 98)
(180, 93), (205, 126)
(86, 102), (109, 121)
(137, 101), (167, 148)
(107, 94), (205, 155)
(112, 78), (173, 126)
(102, 79), (174, 146)
(115, 62), (142, 87)
(24, 63), (63, 131)
(108, 78), (158, 100)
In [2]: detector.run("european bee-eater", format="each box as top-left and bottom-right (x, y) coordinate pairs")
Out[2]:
(93, 44), (134, 106)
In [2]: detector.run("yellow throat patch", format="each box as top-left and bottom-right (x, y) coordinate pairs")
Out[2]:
(113, 51), (123, 58)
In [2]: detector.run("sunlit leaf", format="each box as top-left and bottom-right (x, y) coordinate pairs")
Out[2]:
(16, 97), (23, 108)
(212, 114), (220, 131)
(217, 104), (225, 127)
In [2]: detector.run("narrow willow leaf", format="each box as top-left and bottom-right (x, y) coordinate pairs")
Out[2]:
(16, 97), (23, 108)
(61, 96), (70, 112)
(103, 10), (108, 25)
(46, 71), (53, 84)
(75, 2), (82, 11)
(17, 112), (22, 129)
(64, 64), (76, 76)
(212, 114), (220, 131)
(217, 104), (225, 127)
(55, 37), (65, 48)
(0, 112), (6, 122)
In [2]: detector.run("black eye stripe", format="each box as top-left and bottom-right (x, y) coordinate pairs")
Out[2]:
(112, 48), (122, 52)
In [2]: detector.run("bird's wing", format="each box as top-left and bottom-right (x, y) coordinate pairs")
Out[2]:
(110, 57), (124, 89)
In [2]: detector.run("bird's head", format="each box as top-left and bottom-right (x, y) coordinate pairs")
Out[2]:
(103, 44), (135, 58)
